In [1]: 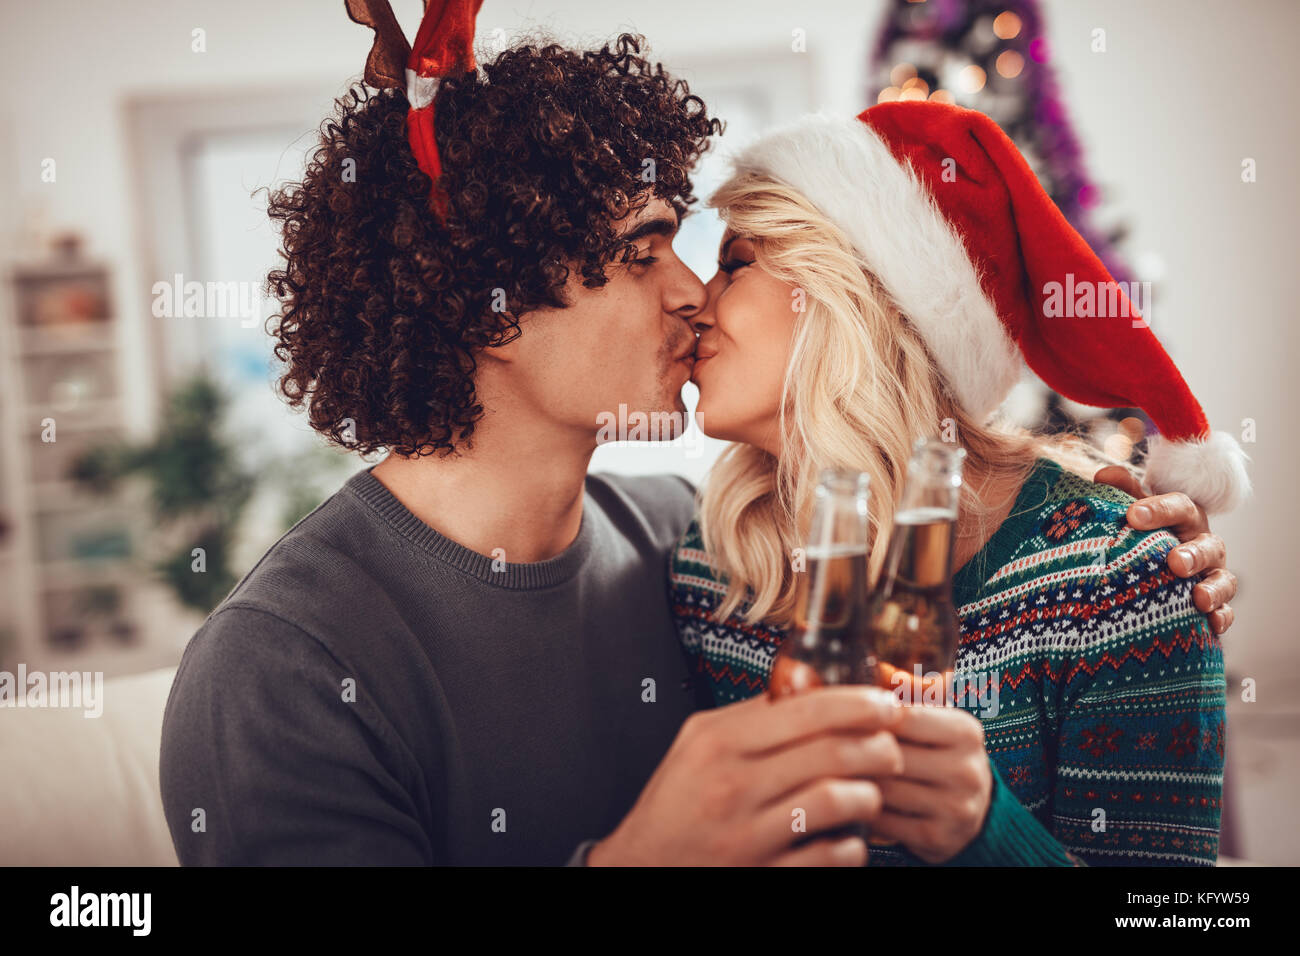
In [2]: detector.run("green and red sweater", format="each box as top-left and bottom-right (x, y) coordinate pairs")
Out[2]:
(669, 457), (1226, 866)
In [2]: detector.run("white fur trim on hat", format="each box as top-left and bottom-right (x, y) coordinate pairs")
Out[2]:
(406, 68), (440, 109)
(729, 112), (1021, 422)
(1144, 430), (1252, 515)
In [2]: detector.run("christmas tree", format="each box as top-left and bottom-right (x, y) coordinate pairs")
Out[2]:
(870, 0), (1151, 462)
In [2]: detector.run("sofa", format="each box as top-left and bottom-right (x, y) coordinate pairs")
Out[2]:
(0, 666), (179, 866)
(0, 663), (1251, 866)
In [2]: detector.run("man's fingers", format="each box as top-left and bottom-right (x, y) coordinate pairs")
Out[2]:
(1094, 465), (1147, 499)
(721, 685), (902, 755)
(756, 730), (904, 809)
(1193, 567), (1238, 613)
(769, 835), (869, 867)
(878, 776), (946, 817)
(756, 778), (883, 855)
(1208, 604), (1235, 636)
(1168, 533), (1227, 577)
(1127, 491), (1208, 537)
(865, 809), (930, 848)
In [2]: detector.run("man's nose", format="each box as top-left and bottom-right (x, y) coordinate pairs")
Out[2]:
(666, 256), (708, 323)
(690, 277), (723, 333)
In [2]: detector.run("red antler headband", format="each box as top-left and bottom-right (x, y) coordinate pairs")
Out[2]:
(346, 0), (485, 219)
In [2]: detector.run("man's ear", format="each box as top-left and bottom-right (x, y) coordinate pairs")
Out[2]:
(480, 313), (525, 364)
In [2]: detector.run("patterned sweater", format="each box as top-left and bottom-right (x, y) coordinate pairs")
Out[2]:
(669, 457), (1226, 866)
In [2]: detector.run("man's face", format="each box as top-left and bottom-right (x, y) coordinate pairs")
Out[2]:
(500, 198), (706, 444)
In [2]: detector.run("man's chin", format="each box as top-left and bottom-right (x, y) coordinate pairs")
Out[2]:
(592, 395), (691, 444)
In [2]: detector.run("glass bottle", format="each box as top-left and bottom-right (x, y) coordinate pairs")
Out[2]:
(768, 468), (875, 854)
(863, 437), (966, 707)
(768, 469), (875, 697)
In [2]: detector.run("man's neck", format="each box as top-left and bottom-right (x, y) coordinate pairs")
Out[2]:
(370, 412), (595, 565)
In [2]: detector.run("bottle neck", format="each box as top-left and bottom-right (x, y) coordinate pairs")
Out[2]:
(798, 473), (871, 632)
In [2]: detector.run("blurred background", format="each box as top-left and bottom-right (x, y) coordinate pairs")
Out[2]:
(0, 0), (1296, 864)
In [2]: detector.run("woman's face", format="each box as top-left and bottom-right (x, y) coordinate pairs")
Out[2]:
(690, 231), (799, 454)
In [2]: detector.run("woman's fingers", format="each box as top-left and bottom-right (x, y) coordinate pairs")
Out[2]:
(871, 773), (992, 863)
(867, 810), (952, 863)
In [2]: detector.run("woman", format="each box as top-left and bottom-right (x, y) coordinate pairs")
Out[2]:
(670, 102), (1249, 866)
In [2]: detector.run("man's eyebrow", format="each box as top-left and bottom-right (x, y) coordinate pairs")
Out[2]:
(620, 216), (679, 245)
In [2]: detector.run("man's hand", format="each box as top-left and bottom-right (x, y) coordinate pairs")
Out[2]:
(1094, 465), (1236, 635)
(587, 686), (904, 866)
(870, 704), (992, 863)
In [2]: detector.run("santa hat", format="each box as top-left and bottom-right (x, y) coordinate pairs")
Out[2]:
(728, 101), (1250, 514)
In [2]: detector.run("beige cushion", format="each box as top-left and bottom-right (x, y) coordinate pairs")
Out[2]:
(0, 665), (178, 865)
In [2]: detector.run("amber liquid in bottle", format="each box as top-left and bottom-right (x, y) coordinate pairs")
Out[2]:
(769, 548), (875, 695)
(859, 438), (966, 849)
(863, 506), (961, 705)
(768, 470), (875, 853)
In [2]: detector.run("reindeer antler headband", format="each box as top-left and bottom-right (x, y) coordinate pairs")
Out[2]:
(345, 0), (485, 219)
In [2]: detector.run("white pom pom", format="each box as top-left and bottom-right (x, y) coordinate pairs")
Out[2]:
(1144, 431), (1253, 515)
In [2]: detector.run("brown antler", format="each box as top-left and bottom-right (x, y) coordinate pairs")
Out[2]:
(345, 0), (414, 90)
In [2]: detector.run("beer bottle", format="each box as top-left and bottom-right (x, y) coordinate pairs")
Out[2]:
(863, 437), (966, 707)
(768, 468), (875, 855)
(768, 468), (874, 698)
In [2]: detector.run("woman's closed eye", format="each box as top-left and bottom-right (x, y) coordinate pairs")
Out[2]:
(718, 257), (754, 275)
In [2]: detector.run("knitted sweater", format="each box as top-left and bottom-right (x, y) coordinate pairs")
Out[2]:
(669, 457), (1226, 866)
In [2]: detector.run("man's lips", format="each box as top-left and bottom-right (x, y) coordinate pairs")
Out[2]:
(690, 349), (717, 378)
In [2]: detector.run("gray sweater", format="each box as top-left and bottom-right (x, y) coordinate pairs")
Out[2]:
(159, 465), (707, 865)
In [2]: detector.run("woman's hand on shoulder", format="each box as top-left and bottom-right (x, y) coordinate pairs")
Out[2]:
(1093, 465), (1236, 636)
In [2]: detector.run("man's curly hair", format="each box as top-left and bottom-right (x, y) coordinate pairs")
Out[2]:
(267, 33), (722, 458)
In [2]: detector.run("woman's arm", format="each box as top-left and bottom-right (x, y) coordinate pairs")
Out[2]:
(947, 760), (1085, 866)
(879, 523), (1224, 867)
(1047, 526), (1226, 865)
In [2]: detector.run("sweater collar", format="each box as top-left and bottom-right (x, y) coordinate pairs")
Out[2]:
(344, 465), (596, 590)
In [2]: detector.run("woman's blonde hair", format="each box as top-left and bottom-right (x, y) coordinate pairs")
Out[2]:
(698, 171), (1127, 629)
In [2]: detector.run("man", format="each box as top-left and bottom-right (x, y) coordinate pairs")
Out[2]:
(159, 34), (1238, 866)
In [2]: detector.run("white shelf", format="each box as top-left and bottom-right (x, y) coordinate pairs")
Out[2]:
(1, 258), (152, 664)
(31, 480), (115, 512)
(11, 261), (107, 281)
(18, 326), (116, 356)
(22, 399), (124, 434)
